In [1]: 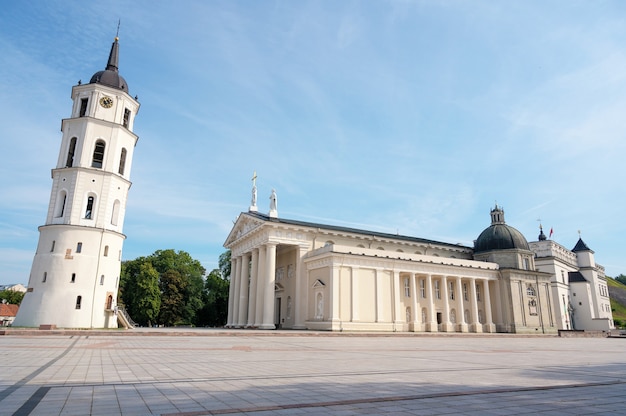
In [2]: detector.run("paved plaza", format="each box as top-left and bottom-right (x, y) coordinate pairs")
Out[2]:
(1, 330), (625, 415)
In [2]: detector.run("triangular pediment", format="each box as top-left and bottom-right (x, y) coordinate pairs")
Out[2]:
(224, 212), (266, 246)
(312, 279), (325, 288)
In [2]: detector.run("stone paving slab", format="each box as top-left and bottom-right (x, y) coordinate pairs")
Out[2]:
(0, 331), (625, 415)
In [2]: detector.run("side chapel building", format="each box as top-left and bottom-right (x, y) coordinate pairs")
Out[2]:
(225, 196), (613, 334)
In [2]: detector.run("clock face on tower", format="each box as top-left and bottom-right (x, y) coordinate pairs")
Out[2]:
(99, 96), (114, 108)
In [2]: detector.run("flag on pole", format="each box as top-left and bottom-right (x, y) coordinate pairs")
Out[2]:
(549, 228), (553, 238)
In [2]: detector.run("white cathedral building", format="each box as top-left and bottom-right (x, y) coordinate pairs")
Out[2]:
(14, 37), (139, 328)
(225, 192), (613, 334)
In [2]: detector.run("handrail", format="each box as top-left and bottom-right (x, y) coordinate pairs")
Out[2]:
(117, 306), (137, 329)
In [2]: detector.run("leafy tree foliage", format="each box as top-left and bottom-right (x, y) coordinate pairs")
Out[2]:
(197, 268), (230, 327)
(219, 250), (231, 280)
(120, 249), (207, 327)
(121, 260), (161, 326)
(614, 274), (626, 286)
(0, 290), (25, 305)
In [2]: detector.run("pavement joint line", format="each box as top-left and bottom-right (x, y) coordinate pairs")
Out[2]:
(160, 379), (626, 416)
(0, 336), (81, 404)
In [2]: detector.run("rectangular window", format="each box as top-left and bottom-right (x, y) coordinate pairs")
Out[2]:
(435, 280), (441, 299)
(463, 283), (468, 301)
(76, 296), (82, 309)
(76, 242), (82, 253)
(476, 284), (481, 302)
(51, 240), (56, 252)
(449, 282), (455, 300)
(71, 273), (76, 283)
(420, 279), (425, 298)
(104, 245), (109, 257)
(118, 148), (127, 175)
(100, 275), (105, 285)
(404, 278), (410, 297)
(79, 98), (88, 117)
(123, 108), (130, 128)
(42, 272), (47, 283)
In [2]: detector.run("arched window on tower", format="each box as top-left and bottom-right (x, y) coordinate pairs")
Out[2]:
(54, 190), (67, 218)
(118, 148), (127, 175)
(111, 200), (120, 226)
(75, 296), (82, 309)
(85, 195), (95, 219)
(91, 140), (106, 168)
(66, 137), (77, 167)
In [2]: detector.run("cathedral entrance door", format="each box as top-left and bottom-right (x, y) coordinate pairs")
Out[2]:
(275, 297), (282, 329)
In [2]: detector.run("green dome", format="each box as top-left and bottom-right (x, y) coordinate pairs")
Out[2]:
(474, 223), (529, 253)
(474, 205), (529, 253)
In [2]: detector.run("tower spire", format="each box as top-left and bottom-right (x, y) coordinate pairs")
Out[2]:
(106, 37), (120, 72)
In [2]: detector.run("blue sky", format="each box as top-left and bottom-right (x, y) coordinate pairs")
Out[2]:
(1, 1), (625, 285)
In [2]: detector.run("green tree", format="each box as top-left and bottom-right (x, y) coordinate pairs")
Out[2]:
(0, 290), (25, 305)
(159, 269), (187, 326)
(121, 249), (206, 326)
(149, 249), (205, 326)
(120, 257), (161, 327)
(197, 268), (230, 327)
(219, 250), (232, 280)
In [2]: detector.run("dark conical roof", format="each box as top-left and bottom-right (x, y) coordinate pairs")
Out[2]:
(572, 238), (591, 252)
(89, 37), (128, 92)
(474, 205), (530, 253)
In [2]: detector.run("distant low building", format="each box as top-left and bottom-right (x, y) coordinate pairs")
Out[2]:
(0, 284), (27, 293)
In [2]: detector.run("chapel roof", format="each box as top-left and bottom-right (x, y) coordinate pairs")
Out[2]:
(89, 37), (129, 92)
(568, 271), (588, 283)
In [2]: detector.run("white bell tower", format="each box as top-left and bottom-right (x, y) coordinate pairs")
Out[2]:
(14, 37), (140, 328)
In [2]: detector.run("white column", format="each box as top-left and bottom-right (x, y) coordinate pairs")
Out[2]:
(456, 277), (468, 333)
(246, 249), (259, 327)
(393, 271), (402, 329)
(330, 265), (340, 328)
(226, 257), (237, 328)
(260, 243), (277, 329)
(231, 256), (241, 327)
(441, 276), (453, 332)
(375, 269), (383, 322)
(293, 246), (306, 329)
(482, 279), (495, 333)
(351, 267), (360, 322)
(237, 253), (250, 327)
(254, 245), (266, 327)
(469, 278), (482, 333)
(426, 274), (437, 332)
(410, 273), (419, 332)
